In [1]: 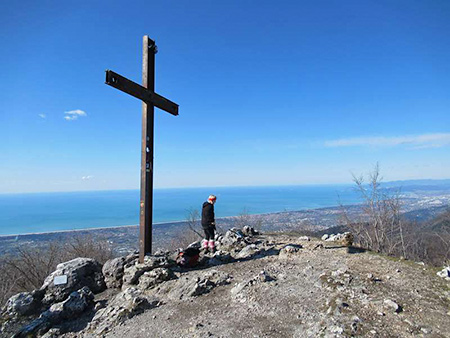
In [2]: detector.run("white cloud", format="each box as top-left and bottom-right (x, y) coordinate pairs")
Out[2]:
(81, 175), (94, 181)
(38, 113), (46, 119)
(64, 109), (87, 121)
(324, 133), (450, 149)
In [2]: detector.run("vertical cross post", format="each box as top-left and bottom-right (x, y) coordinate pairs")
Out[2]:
(139, 36), (156, 262)
(105, 35), (178, 264)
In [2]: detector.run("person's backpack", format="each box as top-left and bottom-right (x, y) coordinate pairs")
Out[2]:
(176, 247), (200, 267)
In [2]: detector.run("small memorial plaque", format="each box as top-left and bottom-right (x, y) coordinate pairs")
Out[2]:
(54, 275), (68, 286)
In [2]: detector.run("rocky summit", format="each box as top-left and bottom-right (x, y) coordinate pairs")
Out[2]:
(1, 228), (450, 338)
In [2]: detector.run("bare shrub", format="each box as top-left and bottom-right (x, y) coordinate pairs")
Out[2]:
(235, 208), (263, 232)
(341, 164), (407, 257)
(168, 230), (202, 251)
(185, 208), (204, 239)
(341, 165), (450, 266)
(64, 234), (114, 264)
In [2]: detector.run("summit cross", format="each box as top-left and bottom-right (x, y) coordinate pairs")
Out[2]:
(105, 36), (179, 263)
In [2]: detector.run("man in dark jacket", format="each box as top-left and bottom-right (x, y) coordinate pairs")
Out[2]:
(201, 195), (217, 253)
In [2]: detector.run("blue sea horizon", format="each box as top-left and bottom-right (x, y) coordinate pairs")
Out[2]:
(0, 184), (361, 236)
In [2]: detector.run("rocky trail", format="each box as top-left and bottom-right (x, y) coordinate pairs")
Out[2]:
(2, 228), (450, 337)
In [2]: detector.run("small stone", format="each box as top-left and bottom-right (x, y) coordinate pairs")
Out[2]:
(384, 299), (402, 313)
(279, 244), (302, 259)
(421, 327), (432, 334)
(403, 318), (414, 326)
(437, 266), (450, 278)
(321, 234), (329, 241)
(330, 326), (344, 334)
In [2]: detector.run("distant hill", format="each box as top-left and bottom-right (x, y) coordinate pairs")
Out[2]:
(381, 179), (450, 191)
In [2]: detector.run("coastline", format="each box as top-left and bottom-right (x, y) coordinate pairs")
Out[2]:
(1, 197), (448, 256)
(0, 204), (350, 239)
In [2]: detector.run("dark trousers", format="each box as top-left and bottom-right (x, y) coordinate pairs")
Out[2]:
(203, 226), (215, 241)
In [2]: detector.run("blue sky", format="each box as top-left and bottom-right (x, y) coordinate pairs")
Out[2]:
(1, 0), (449, 193)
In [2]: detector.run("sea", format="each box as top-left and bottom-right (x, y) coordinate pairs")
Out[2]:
(0, 185), (362, 236)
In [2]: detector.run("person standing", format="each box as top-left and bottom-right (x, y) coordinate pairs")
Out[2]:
(201, 195), (217, 253)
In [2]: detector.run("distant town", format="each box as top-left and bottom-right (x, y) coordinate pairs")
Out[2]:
(1, 189), (448, 257)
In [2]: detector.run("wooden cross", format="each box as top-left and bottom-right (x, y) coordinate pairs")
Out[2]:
(105, 36), (179, 263)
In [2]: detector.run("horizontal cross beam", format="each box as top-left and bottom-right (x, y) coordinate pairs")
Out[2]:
(105, 70), (179, 116)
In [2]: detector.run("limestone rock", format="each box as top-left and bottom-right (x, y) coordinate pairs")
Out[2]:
(2, 289), (44, 317)
(219, 228), (246, 251)
(102, 253), (138, 289)
(236, 244), (261, 259)
(321, 234), (329, 240)
(384, 299), (402, 313)
(167, 270), (231, 300)
(138, 268), (175, 289)
(40, 258), (105, 305)
(324, 232), (354, 246)
(89, 287), (159, 335)
(122, 255), (172, 288)
(231, 270), (275, 300)
(207, 251), (234, 266)
(41, 328), (62, 338)
(14, 287), (94, 337)
(279, 244), (302, 259)
(298, 236), (310, 241)
(242, 226), (259, 236)
(437, 266), (450, 279)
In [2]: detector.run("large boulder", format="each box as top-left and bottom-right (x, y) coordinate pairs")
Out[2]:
(88, 287), (159, 336)
(14, 287), (94, 338)
(2, 290), (44, 317)
(122, 255), (173, 289)
(102, 253), (138, 289)
(137, 268), (175, 290)
(40, 258), (105, 305)
(207, 251), (234, 266)
(219, 228), (247, 251)
(236, 244), (262, 260)
(324, 232), (354, 246)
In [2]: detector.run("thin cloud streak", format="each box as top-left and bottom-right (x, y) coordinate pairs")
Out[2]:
(324, 133), (450, 148)
(64, 109), (87, 121)
(38, 113), (46, 119)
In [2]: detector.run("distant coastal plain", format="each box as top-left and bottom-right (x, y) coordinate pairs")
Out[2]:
(0, 185), (363, 236)
(1, 180), (449, 256)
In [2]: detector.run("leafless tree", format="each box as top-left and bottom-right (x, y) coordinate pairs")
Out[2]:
(185, 208), (204, 238)
(341, 164), (408, 257)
